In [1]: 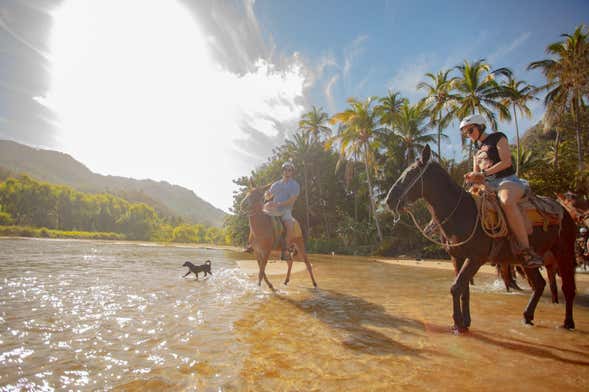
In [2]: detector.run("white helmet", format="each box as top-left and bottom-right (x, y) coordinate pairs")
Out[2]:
(282, 161), (295, 171)
(581, 227), (588, 234)
(459, 114), (487, 129)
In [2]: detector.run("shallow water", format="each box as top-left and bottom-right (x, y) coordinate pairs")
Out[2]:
(0, 238), (588, 391)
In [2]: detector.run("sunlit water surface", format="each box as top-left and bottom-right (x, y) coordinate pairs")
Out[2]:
(0, 238), (588, 391)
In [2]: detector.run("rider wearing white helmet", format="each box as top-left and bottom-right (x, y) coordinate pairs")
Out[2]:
(461, 114), (543, 268)
(264, 160), (301, 259)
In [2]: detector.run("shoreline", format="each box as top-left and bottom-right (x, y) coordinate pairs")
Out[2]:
(374, 258), (589, 282)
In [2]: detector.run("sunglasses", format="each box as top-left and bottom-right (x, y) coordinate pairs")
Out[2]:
(284, 168), (293, 172)
(461, 126), (476, 135)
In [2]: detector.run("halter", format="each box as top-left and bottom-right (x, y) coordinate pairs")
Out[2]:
(392, 160), (480, 248)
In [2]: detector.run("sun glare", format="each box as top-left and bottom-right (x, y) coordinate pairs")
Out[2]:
(44, 0), (306, 210)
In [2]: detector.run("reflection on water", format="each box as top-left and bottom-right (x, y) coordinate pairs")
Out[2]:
(0, 239), (588, 391)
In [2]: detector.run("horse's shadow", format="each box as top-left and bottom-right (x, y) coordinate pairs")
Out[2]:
(276, 288), (440, 357)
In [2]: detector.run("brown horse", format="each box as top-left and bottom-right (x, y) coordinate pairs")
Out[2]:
(497, 253), (561, 304)
(557, 192), (589, 226)
(240, 182), (317, 290)
(385, 145), (576, 332)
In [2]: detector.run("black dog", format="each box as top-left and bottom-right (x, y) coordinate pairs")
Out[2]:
(182, 260), (212, 280)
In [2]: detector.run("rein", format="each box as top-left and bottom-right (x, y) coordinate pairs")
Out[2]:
(394, 161), (480, 248)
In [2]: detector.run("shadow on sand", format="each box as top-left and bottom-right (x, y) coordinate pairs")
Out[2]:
(276, 288), (445, 357)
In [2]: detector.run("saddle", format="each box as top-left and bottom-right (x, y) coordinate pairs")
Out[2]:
(267, 216), (303, 248)
(470, 186), (563, 237)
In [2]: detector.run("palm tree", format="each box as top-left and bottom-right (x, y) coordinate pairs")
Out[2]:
(375, 90), (406, 128)
(528, 24), (589, 170)
(453, 59), (510, 137)
(493, 68), (538, 175)
(417, 69), (458, 162)
(390, 100), (437, 162)
(327, 97), (383, 242)
(284, 133), (312, 237)
(298, 106), (331, 143)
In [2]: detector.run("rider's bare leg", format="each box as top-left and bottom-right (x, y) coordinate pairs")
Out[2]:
(498, 183), (542, 268)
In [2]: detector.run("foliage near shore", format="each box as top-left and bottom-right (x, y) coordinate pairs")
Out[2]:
(224, 25), (589, 256)
(0, 175), (229, 245)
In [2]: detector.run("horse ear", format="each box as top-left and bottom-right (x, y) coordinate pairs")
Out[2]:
(248, 177), (255, 189)
(421, 144), (431, 164)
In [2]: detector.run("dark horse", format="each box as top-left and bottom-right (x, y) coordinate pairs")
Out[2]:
(385, 145), (576, 332)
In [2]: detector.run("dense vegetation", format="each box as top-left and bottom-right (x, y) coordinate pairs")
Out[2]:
(0, 140), (227, 226)
(0, 174), (228, 244)
(224, 25), (589, 256)
(1, 25), (587, 255)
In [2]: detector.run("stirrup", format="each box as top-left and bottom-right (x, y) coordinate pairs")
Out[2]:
(520, 248), (543, 269)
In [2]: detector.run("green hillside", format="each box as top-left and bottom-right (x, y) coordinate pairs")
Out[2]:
(0, 140), (226, 226)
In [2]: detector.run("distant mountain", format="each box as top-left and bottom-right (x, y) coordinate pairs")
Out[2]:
(0, 140), (227, 226)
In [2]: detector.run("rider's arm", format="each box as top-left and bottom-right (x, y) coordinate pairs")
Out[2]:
(472, 154), (479, 173)
(276, 194), (297, 208)
(483, 136), (513, 176)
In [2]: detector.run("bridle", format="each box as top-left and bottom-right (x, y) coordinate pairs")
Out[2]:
(391, 160), (480, 248)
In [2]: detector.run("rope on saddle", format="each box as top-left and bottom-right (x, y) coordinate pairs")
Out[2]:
(477, 190), (509, 238)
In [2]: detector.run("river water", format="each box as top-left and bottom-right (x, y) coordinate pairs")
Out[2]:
(0, 238), (588, 391)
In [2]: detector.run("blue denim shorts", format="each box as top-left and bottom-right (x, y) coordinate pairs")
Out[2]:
(263, 205), (294, 222)
(485, 174), (530, 193)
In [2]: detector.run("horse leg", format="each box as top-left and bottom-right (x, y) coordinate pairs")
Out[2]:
(284, 252), (293, 285)
(543, 251), (559, 303)
(257, 251), (274, 291)
(294, 238), (317, 288)
(547, 265), (559, 304)
(522, 267), (546, 325)
(450, 257), (481, 332)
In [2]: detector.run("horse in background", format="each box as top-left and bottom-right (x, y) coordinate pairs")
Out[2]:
(385, 145), (576, 332)
(240, 181), (317, 290)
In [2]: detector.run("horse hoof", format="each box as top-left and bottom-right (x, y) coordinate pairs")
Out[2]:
(522, 318), (534, 326)
(563, 320), (575, 330)
(284, 280), (289, 286)
(451, 325), (468, 335)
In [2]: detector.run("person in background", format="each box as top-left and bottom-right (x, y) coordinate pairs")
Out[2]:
(264, 161), (301, 260)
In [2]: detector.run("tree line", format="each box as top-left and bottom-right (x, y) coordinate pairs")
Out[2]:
(224, 25), (589, 256)
(0, 174), (228, 244)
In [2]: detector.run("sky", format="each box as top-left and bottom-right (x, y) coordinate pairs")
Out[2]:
(0, 0), (587, 212)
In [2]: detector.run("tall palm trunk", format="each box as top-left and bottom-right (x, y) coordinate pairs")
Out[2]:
(553, 129), (561, 169)
(437, 112), (442, 163)
(513, 103), (521, 175)
(363, 143), (383, 242)
(572, 96), (585, 170)
(303, 163), (311, 238)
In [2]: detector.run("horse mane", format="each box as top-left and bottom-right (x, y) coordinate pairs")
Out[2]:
(425, 159), (465, 196)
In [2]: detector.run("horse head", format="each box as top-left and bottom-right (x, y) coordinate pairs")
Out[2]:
(240, 179), (271, 215)
(385, 144), (432, 216)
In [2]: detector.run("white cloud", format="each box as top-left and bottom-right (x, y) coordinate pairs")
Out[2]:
(343, 34), (368, 80)
(42, 0), (308, 212)
(488, 31), (531, 65)
(323, 74), (340, 114)
(388, 54), (435, 102)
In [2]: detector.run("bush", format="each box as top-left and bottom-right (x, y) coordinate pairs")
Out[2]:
(0, 212), (14, 225)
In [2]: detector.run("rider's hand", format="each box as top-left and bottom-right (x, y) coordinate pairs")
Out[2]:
(464, 171), (484, 184)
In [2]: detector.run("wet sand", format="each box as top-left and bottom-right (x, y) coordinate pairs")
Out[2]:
(375, 257), (589, 282)
(236, 259), (308, 276)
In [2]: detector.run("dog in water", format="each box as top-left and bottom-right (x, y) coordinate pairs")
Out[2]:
(182, 260), (212, 280)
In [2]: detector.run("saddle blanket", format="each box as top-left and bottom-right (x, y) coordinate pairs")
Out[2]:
(472, 189), (563, 234)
